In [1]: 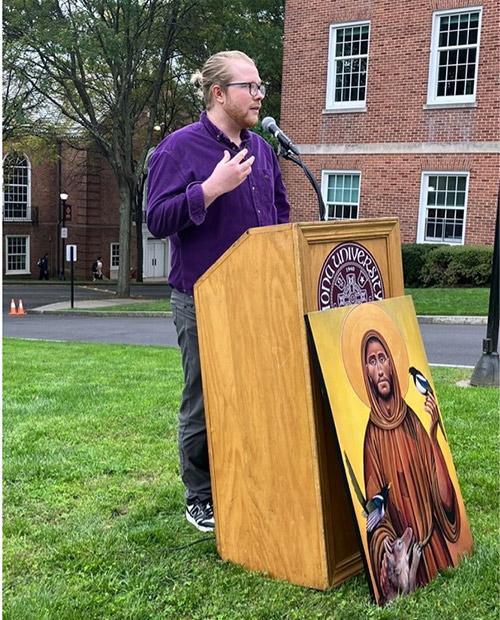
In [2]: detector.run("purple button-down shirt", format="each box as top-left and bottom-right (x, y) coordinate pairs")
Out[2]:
(147, 112), (290, 294)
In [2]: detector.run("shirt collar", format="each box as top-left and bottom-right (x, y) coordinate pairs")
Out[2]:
(200, 111), (251, 148)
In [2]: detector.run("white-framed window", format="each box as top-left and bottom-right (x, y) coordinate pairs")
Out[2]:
(427, 7), (482, 105)
(5, 235), (30, 274)
(417, 172), (469, 244)
(326, 21), (370, 110)
(321, 171), (361, 220)
(110, 242), (120, 269)
(3, 153), (31, 221)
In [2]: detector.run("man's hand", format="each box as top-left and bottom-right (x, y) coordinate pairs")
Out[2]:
(424, 392), (439, 436)
(202, 149), (255, 208)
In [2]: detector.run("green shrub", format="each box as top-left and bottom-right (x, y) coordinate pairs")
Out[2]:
(401, 243), (440, 286)
(421, 245), (493, 287)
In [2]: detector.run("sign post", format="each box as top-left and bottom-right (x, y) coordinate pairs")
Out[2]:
(66, 244), (77, 308)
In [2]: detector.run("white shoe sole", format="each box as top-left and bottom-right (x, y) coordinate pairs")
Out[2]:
(185, 511), (214, 533)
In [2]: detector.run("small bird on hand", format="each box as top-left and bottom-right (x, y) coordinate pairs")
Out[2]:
(409, 366), (434, 397)
(409, 366), (446, 439)
(345, 452), (391, 533)
(364, 484), (391, 533)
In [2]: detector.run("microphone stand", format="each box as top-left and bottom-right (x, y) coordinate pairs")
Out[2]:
(278, 144), (327, 221)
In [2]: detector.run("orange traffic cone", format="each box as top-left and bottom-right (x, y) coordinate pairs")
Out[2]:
(9, 299), (17, 315)
(16, 299), (26, 316)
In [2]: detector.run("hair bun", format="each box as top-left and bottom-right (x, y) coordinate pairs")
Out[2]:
(190, 70), (203, 90)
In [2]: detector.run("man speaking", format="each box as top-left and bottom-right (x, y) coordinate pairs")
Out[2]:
(147, 51), (290, 532)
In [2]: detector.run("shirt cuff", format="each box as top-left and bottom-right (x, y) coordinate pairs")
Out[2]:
(186, 182), (207, 225)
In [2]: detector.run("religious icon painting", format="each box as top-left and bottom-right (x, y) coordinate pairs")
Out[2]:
(306, 296), (473, 605)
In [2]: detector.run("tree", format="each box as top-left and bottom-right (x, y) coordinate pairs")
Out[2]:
(4, 0), (286, 291)
(172, 0), (285, 127)
(4, 0), (197, 296)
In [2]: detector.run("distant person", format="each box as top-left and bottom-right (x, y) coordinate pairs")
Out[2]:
(37, 253), (49, 280)
(92, 257), (103, 281)
(147, 50), (290, 532)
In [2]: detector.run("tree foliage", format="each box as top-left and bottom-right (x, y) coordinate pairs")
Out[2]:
(4, 0), (285, 293)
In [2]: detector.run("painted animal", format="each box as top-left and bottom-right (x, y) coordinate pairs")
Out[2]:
(381, 526), (422, 602)
(345, 451), (390, 532)
(409, 366), (446, 438)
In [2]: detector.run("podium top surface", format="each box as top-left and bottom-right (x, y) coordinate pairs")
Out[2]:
(195, 218), (401, 292)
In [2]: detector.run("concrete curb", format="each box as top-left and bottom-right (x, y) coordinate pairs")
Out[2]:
(30, 309), (172, 318)
(27, 306), (486, 325)
(417, 315), (487, 325)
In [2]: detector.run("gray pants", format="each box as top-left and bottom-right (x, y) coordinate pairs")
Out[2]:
(171, 289), (212, 504)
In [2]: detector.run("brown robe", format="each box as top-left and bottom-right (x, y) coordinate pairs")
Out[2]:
(361, 331), (460, 601)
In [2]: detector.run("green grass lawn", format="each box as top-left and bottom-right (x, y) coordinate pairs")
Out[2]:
(3, 339), (499, 619)
(74, 299), (171, 312)
(406, 288), (489, 316)
(84, 289), (489, 316)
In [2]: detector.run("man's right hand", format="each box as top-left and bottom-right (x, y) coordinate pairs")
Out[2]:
(202, 149), (255, 208)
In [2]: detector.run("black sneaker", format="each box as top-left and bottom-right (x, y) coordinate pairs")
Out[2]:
(186, 500), (215, 532)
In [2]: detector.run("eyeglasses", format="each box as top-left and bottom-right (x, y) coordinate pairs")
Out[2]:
(225, 82), (266, 97)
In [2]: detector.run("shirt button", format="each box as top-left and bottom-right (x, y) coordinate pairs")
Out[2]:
(257, 209), (261, 214)
(252, 186), (255, 191)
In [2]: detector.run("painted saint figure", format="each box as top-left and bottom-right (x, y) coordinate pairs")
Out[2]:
(361, 330), (461, 603)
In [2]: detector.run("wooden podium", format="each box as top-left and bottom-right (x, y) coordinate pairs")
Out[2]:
(194, 219), (404, 589)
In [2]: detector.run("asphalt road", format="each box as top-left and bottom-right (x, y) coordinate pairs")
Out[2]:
(3, 283), (487, 367)
(3, 282), (169, 313)
(4, 313), (179, 347)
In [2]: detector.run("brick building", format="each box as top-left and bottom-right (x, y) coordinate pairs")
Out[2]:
(280, 0), (499, 244)
(2, 141), (169, 280)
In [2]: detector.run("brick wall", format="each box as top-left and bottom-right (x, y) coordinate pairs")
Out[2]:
(281, 153), (498, 244)
(281, 0), (499, 243)
(2, 142), (131, 279)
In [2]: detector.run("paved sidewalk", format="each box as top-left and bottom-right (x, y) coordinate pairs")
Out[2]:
(31, 299), (172, 317)
(29, 299), (487, 324)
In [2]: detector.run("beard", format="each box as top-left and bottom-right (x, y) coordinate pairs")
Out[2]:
(224, 96), (260, 129)
(370, 376), (393, 400)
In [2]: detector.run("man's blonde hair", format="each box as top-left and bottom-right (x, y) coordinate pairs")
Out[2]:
(191, 50), (255, 109)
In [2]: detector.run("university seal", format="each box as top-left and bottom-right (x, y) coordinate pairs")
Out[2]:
(317, 242), (385, 310)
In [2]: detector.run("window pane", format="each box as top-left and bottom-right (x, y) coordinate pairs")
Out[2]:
(6, 236), (28, 271)
(3, 153), (30, 220)
(468, 28), (478, 45)
(457, 176), (466, 191)
(326, 174), (360, 220)
(332, 24), (369, 105)
(458, 29), (468, 45)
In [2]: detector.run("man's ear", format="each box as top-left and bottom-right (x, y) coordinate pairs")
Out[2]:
(212, 84), (225, 104)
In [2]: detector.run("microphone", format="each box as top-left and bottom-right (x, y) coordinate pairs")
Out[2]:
(261, 117), (300, 156)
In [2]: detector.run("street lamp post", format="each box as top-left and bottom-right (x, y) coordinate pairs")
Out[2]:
(59, 192), (68, 280)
